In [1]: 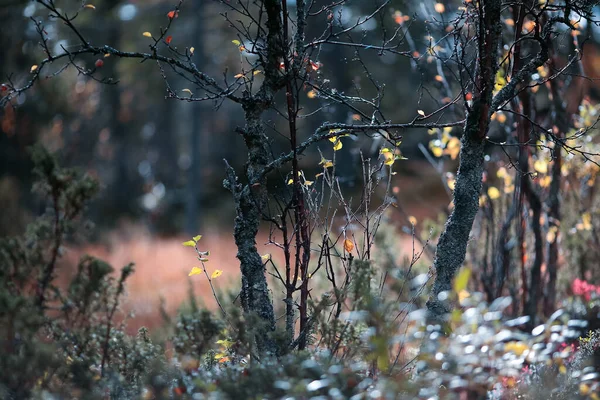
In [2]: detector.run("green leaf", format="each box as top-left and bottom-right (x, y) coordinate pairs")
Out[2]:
(453, 267), (471, 294)
(182, 240), (196, 247)
(193, 235), (202, 242)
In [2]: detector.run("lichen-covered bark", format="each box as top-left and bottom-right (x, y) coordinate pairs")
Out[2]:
(226, 106), (278, 355)
(426, 115), (487, 318)
(223, 0), (285, 356)
(427, 0), (503, 320)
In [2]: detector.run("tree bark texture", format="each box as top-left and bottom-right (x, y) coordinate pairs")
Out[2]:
(427, 0), (503, 320)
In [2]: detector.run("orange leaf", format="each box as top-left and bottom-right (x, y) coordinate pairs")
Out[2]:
(344, 239), (354, 253)
(167, 10), (177, 19)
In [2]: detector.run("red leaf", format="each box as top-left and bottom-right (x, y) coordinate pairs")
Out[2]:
(1, 84), (7, 92)
(166, 35), (173, 45)
(465, 92), (473, 101)
(173, 387), (186, 395)
(95, 59), (104, 68)
(167, 10), (177, 19)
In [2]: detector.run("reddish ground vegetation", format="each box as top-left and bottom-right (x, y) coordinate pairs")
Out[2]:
(61, 222), (423, 332)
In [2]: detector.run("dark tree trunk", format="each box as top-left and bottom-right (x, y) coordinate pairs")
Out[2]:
(427, 0), (503, 320)
(225, 106), (278, 355)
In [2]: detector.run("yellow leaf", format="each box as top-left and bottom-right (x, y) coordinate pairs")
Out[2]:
(104, 53), (110, 58)
(142, 31), (153, 38)
(232, 39), (241, 46)
(504, 341), (529, 356)
(582, 212), (592, 230)
(214, 352), (227, 360)
(496, 167), (507, 178)
(216, 339), (235, 348)
(304, 180), (314, 186)
(580, 384), (591, 396)
(417, 109), (425, 117)
(453, 267), (471, 293)
(211, 269), (223, 279)
(287, 178), (294, 185)
(495, 70), (507, 91)
(261, 254), (271, 261)
(445, 137), (460, 160)
(380, 147), (392, 154)
(479, 195), (487, 207)
(487, 186), (501, 200)
(533, 159), (548, 174)
(234, 73), (245, 79)
(546, 226), (558, 243)
(30, 65), (38, 73)
(333, 140), (342, 151)
(539, 175), (551, 188)
(181, 88), (193, 96)
(193, 235), (202, 242)
(458, 289), (470, 303)
(447, 178), (455, 190)
(190, 47), (195, 54)
(188, 267), (203, 276)
(383, 152), (395, 166)
(182, 240), (196, 247)
(319, 157), (333, 168)
(307, 90), (317, 99)
(559, 365), (567, 374)
(343, 239), (354, 253)
(253, 70), (262, 75)
(408, 216), (417, 226)
(84, 4), (96, 9)
(431, 146), (443, 158)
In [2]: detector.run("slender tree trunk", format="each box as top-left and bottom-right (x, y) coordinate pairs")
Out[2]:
(427, 0), (503, 320)
(223, 0), (286, 355)
(225, 106), (277, 355)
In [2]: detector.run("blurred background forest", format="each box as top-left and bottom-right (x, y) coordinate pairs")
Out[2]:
(3, 0), (600, 330)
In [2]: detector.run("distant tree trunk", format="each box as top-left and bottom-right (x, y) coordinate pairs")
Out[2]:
(105, 0), (132, 217)
(185, 4), (205, 235)
(427, 0), (503, 320)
